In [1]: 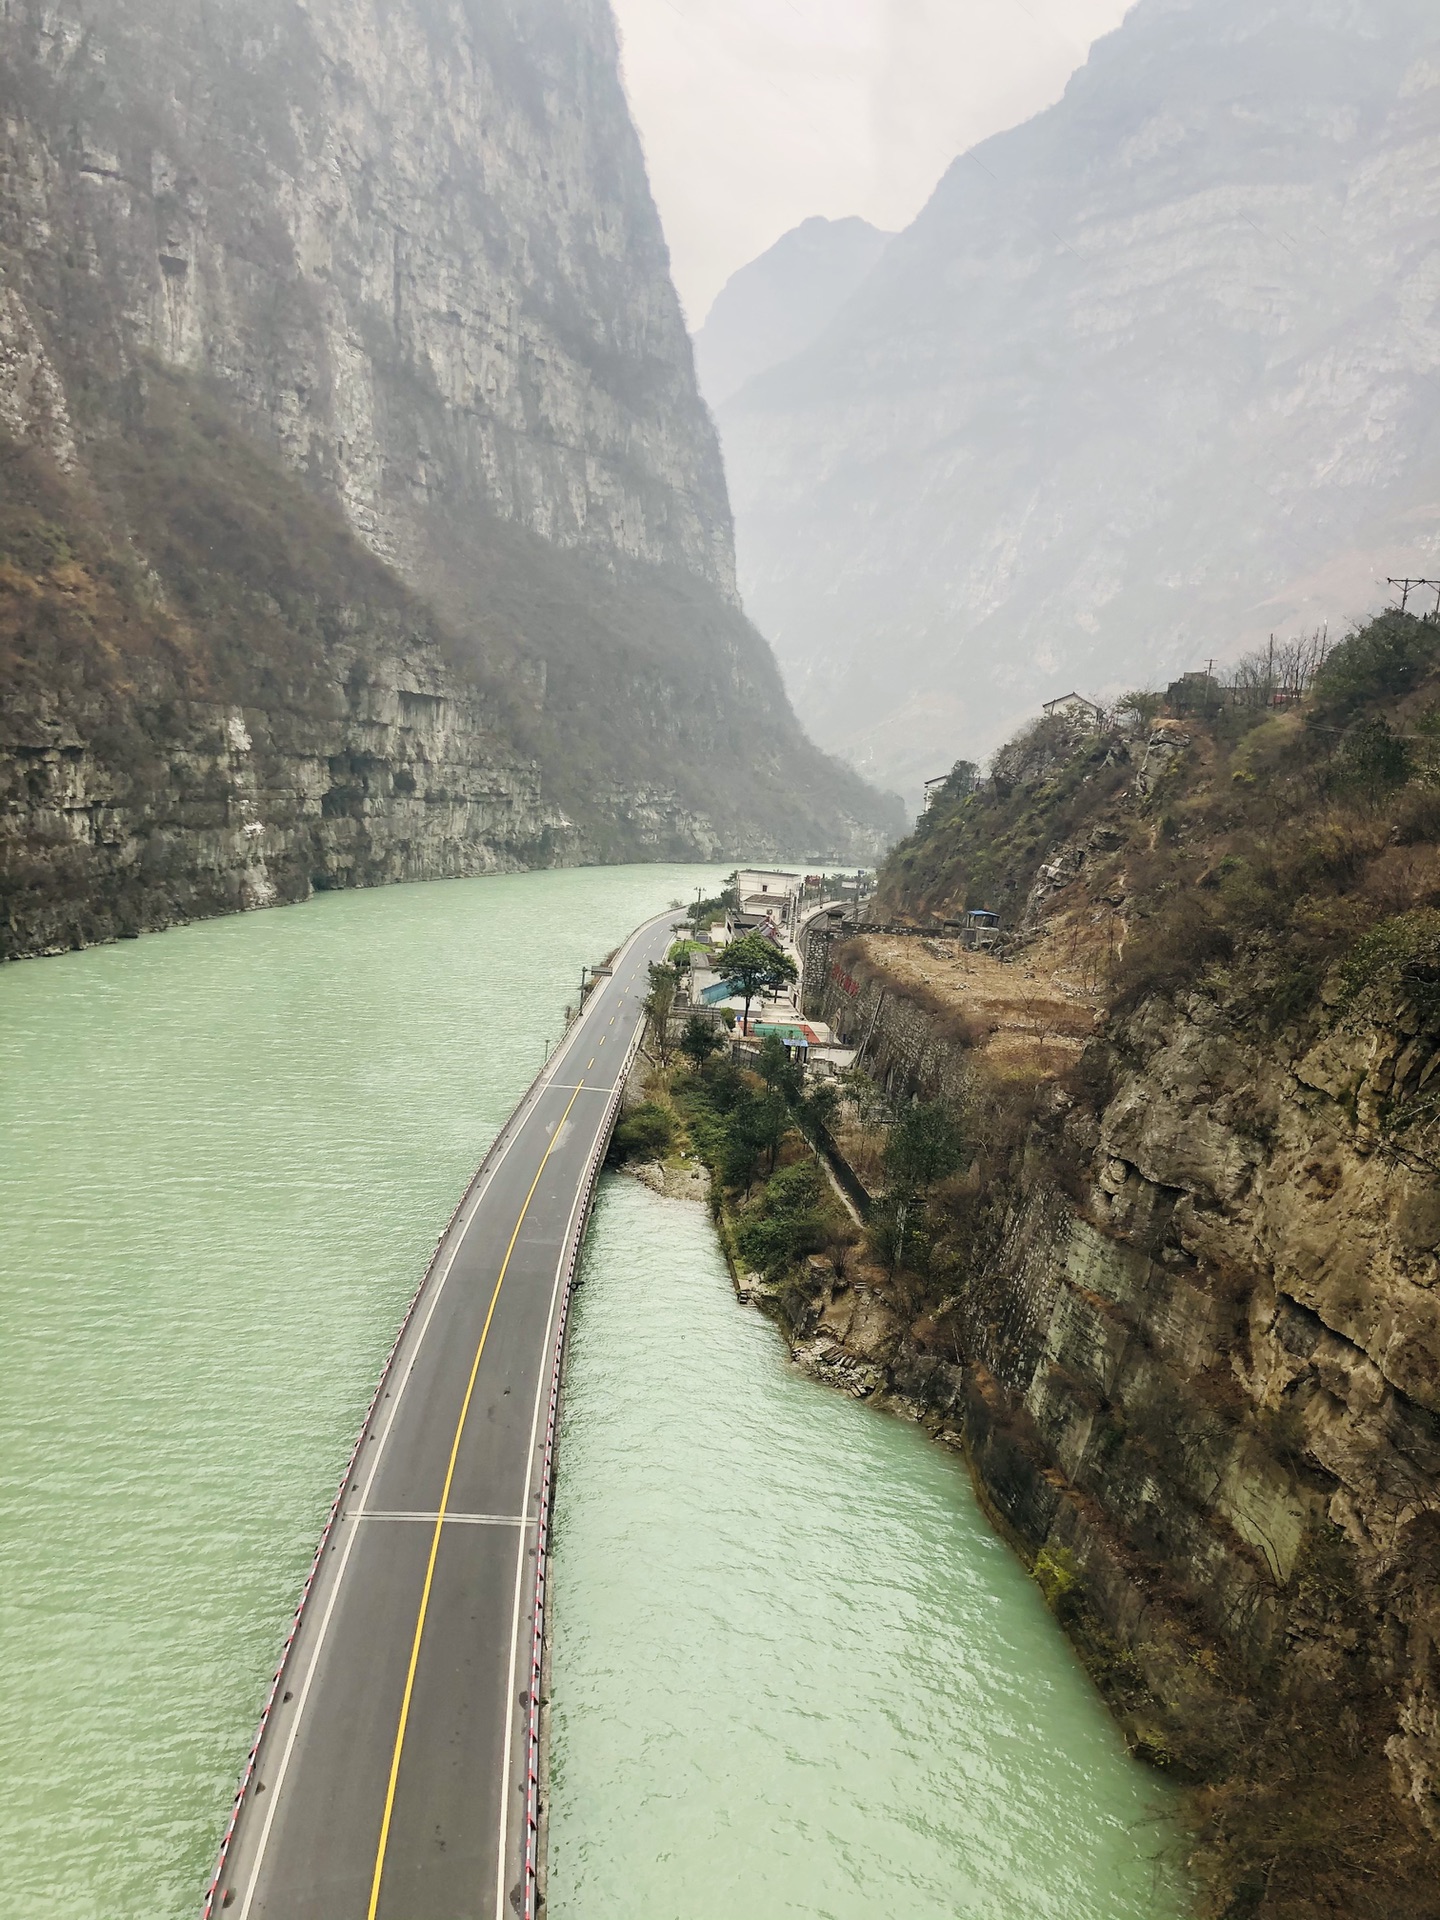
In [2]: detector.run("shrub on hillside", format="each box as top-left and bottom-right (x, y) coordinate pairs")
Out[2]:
(734, 1160), (830, 1278)
(883, 1101), (968, 1194)
(610, 1102), (675, 1162)
(1311, 611), (1440, 724)
(1335, 909), (1440, 1021)
(1336, 714), (1413, 801)
(1112, 896), (1235, 1012)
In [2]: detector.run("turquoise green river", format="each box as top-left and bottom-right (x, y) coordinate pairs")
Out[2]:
(0, 868), (1181, 1919)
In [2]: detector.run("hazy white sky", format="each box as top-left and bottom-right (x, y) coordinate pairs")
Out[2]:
(609, 0), (1136, 322)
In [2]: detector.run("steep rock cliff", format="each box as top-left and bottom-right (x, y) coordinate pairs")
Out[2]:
(1, 383), (569, 953)
(1, 0), (732, 586)
(792, 620), (1440, 1915)
(0, 0), (899, 958)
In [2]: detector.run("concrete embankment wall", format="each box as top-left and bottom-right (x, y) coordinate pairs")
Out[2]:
(807, 934), (974, 1108)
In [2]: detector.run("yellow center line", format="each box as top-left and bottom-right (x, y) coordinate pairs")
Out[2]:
(366, 1080), (586, 1920)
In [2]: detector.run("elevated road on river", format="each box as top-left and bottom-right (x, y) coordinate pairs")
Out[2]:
(206, 910), (682, 1920)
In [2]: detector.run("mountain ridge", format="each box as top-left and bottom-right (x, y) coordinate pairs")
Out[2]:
(715, 0), (1440, 807)
(693, 215), (893, 411)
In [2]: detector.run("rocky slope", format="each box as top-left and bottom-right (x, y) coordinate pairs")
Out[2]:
(0, 0), (899, 959)
(692, 216), (892, 411)
(792, 616), (1440, 1915)
(716, 0), (1440, 807)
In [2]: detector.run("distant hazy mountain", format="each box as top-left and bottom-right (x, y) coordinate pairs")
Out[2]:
(716, 0), (1440, 806)
(693, 216), (893, 410)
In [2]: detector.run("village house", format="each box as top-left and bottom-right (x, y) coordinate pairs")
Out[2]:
(1041, 691), (1106, 728)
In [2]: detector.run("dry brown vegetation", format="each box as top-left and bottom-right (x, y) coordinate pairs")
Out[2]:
(849, 929), (1100, 1081)
(879, 610), (1440, 1043)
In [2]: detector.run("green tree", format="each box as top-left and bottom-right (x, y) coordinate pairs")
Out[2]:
(611, 1102), (675, 1162)
(702, 1057), (746, 1111)
(687, 889), (733, 933)
(883, 1101), (967, 1196)
(734, 1161), (829, 1277)
(1339, 714), (1411, 801)
(644, 961), (679, 1063)
(799, 1078), (841, 1143)
(715, 931), (799, 1035)
(753, 1091), (791, 1175)
(756, 1033), (803, 1103)
(679, 1015), (724, 1072)
(1116, 689), (1164, 731)
(723, 1089), (790, 1193)
(1311, 610), (1438, 723)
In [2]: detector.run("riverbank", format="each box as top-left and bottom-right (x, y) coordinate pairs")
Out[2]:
(610, 1031), (1189, 1795)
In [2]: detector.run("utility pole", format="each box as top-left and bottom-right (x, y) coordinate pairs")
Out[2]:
(1387, 578), (1440, 615)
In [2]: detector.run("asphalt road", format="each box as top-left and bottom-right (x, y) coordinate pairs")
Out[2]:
(208, 910), (682, 1920)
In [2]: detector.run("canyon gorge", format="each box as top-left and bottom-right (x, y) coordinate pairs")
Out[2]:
(0, 0), (899, 961)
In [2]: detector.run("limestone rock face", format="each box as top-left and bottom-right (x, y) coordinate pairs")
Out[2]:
(1045, 987), (1440, 1829)
(2, 636), (567, 956)
(0, 0), (902, 955)
(0, 286), (75, 470)
(1, 0), (732, 591)
(1024, 992), (1440, 1828)
(808, 930), (1440, 1836)
(717, 0), (1440, 804)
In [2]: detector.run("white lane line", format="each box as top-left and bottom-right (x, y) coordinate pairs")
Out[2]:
(358, 1512), (535, 1528)
(493, 1092), (604, 1920)
(230, 909), (667, 1916)
(235, 1173), (499, 1911)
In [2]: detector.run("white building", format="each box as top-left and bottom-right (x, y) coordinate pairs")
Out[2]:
(728, 869), (805, 938)
(1042, 692), (1106, 728)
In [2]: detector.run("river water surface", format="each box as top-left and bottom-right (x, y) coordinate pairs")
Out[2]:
(0, 868), (1180, 1918)
(550, 1179), (1180, 1919)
